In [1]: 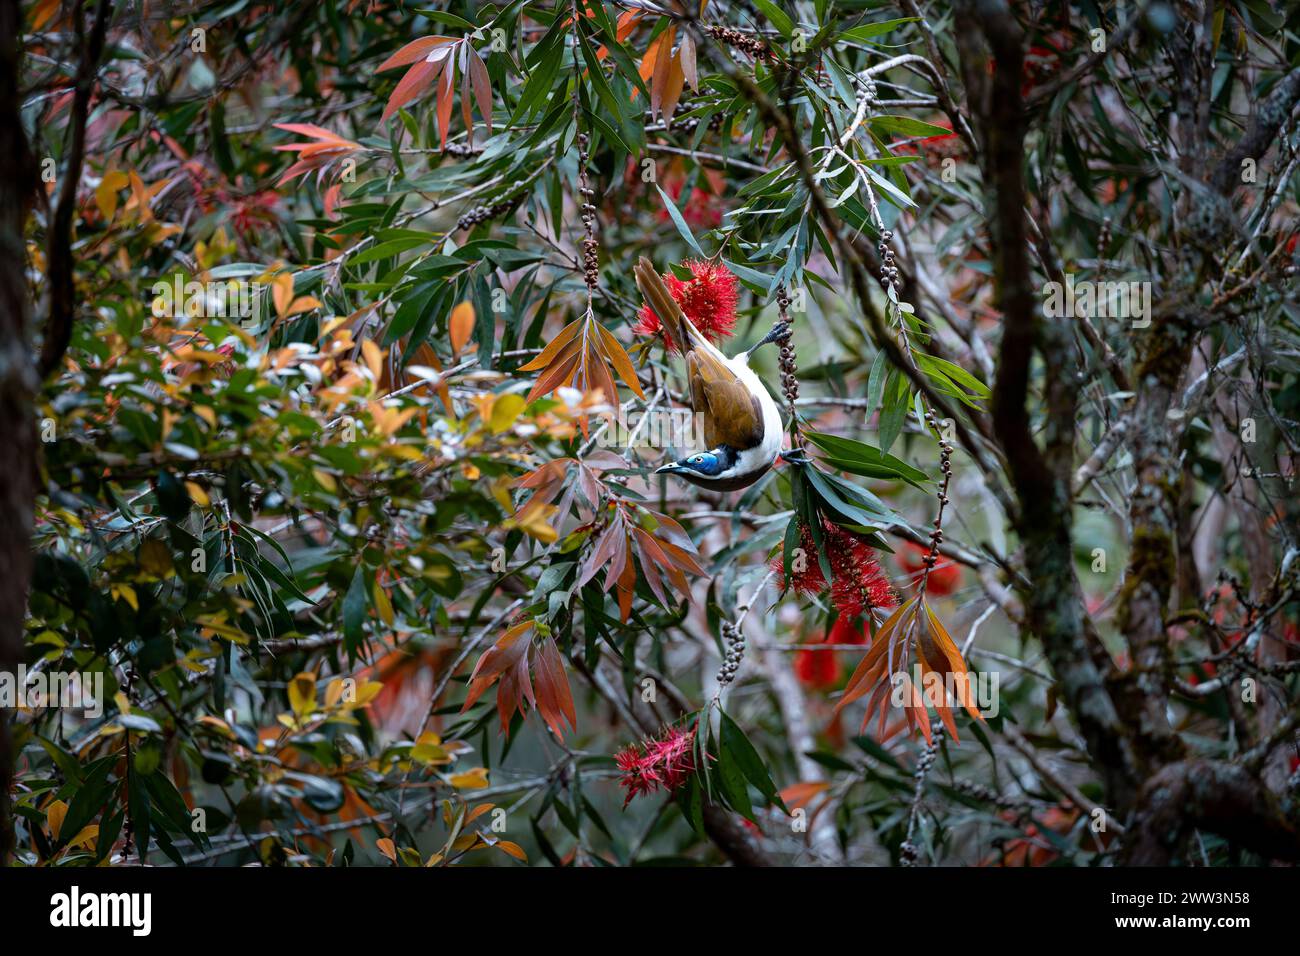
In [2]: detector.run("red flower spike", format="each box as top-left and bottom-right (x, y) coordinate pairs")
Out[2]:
(615, 726), (698, 806)
(794, 610), (871, 690)
(794, 646), (839, 689)
(658, 178), (724, 229)
(829, 533), (897, 618)
(827, 616), (869, 645)
(772, 519), (898, 617)
(769, 523), (827, 596)
(633, 259), (739, 352)
(897, 540), (961, 597)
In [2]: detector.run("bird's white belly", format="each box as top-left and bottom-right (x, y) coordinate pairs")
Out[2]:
(726, 354), (784, 476)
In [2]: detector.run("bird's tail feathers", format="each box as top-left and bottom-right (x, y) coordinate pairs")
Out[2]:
(635, 257), (705, 352)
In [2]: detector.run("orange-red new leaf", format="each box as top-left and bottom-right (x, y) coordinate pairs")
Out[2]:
(378, 36), (457, 72)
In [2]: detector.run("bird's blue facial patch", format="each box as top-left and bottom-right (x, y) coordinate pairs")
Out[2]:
(680, 452), (723, 476)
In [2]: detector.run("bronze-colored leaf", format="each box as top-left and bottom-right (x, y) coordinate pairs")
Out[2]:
(460, 47), (474, 144)
(655, 536), (706, 577)
(378, 36), (456, 72)
(679, 33), (698, 90)
(449, 301), (474, 354)
(533, 636), (577, 737)
(578, 521), (620, 588)
(634, 528), (689, 599)
(517, 316), (583, 372)
(632, 530), (671, 608)
(835, 598), (912, 716)
(650, 26), (674, 118)
(604, 516), (630, 596)
(436, 55), (456, 150)
(662, 53), (685, 123)
(526, 342), (582, 402)
(468, 48), (493, 136)
(617, 556), (636, 622)
(463, 621), (532, 711)
(925, 602), (983, 721)
(382, 56), (440, 122)
(833, 595), (983, 743)
(595, 322), (645, 399)
(637, 28), (666, 95)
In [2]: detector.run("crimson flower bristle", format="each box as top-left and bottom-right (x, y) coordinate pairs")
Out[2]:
(769, 522), (827, 596)
(772, 519), (898, 617)
(827, 616), (869, 645)
(615, 725), (698, 806)
(633, 259), (739, 352)
(794, 643), (839, 689)
(793, 616), (870, 689)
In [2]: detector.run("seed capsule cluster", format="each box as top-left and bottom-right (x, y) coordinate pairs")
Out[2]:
(877, 227), (900, 293)
(716, 620), (746, 686)
(1097, 214), (1113, 260)
(901, 727), (943, 867)
(576, 132), (599, 291)
(875, 222), (955, 591)
(952, 778), (1035, 811)
(661, 110), (729, 135)
(898, 839), (918, 866)
(705, 24), (772, 62)
(775, 285), (800, 442)
(570, 3), (600, 297)
(920, 408), (954, 584)
(443, 141), (481, 158)
(848, 72), (878, 99)
(456, 195), (522, 231)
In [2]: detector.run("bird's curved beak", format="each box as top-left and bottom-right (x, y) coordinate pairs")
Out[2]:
(655, 462), (686, 476)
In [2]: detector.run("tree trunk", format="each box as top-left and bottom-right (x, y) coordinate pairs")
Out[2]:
(0, 0), (38, 865)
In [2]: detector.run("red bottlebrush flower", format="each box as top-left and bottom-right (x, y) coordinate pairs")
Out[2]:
(656, 176), (725, 229)
(769, 522), (827, 597)
(615, 725), (698, 807)
(918, 125), (956, 146)
(682, 188), (723, 229)
(771, 519), (898, 617)
(795, 615), (870, 690)
(822, 522), (897, 618)
(632, 259), (739, 352)
(794, 646), (839, 689)
(893, 118), (961, 169)
(1186, 659), (1218, 686)
(897, 541), (961, 597)
(827, 616), (869, 645)
(829, 538), (897, 618)
(980, 27), (1070, 98)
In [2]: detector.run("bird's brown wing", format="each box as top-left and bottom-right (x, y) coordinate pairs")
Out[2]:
(636, 255), (763, 449)
(687, 349), (764, 450)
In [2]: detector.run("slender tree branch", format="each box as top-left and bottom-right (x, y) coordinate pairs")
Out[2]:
(38, 0), (112, 379)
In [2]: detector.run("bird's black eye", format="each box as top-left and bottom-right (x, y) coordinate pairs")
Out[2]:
(692, 455), (703, 463)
